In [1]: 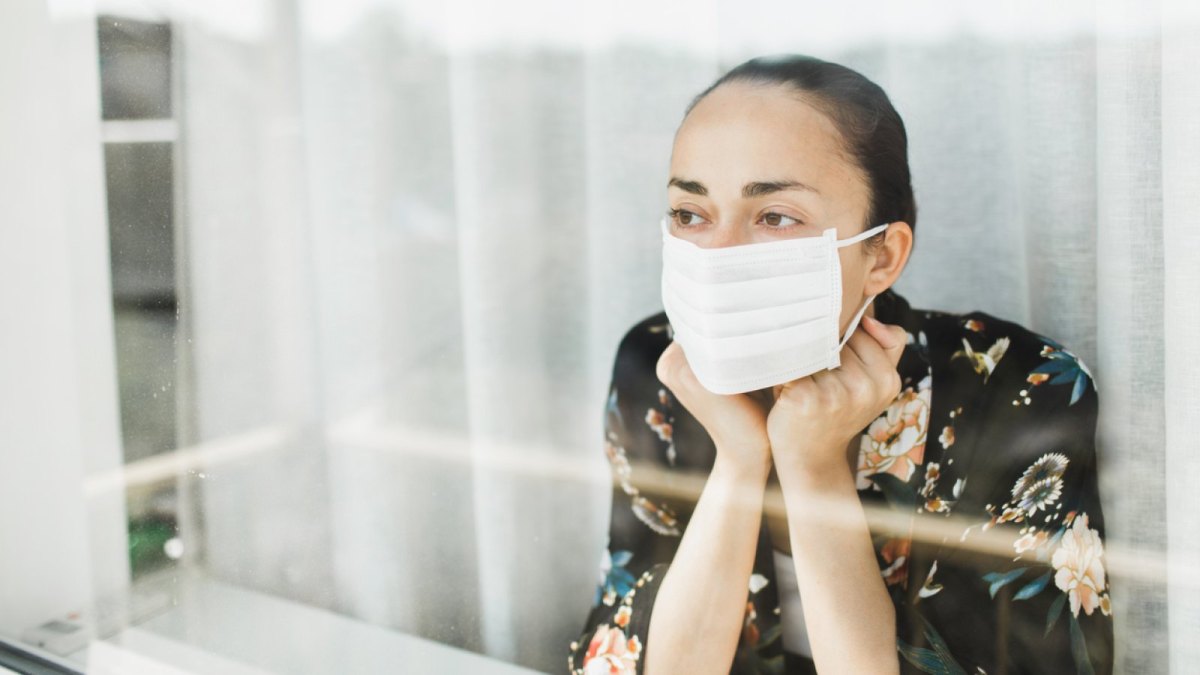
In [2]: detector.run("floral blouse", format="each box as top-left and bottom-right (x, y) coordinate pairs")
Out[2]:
(567, 289), (1113, 675)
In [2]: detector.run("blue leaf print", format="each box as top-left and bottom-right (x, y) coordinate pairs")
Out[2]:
(1069, 611), (1096, 675)
(1030, 339), (1094, 406)
(1013, 570), (1053, 601)
(605, 389), (625, 433)
(1049, 370), (1079, 386)
(867, 472), (918, 510)
(1070, 374), (1088, 406)
(983, 567), (1030, 599)
(897, 614), (969, 675)
(898, 643), (959, 675)
(1031, 360), (1073, 375)
(594, 549), (637, 606)
(1046, 592), (1067, 637)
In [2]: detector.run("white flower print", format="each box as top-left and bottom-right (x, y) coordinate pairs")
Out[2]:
(1016, 477), (1063, 515)
(1052, 513), (1108, 617)
(1011, 453), (1069, 500)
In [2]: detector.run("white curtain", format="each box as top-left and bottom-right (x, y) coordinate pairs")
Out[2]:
(167, 0), (1199, 672)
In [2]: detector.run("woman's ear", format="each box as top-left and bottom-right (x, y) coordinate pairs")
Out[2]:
(864, 222), (913, 296)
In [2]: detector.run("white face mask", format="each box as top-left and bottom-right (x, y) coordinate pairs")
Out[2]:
(660, 217), (890, 395)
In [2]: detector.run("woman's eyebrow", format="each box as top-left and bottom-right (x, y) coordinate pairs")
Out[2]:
(667, 177), (707, 195)
(667, 177), (819, 198)
(742, 180), (819, 198)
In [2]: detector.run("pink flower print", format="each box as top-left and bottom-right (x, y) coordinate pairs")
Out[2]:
(582, 624), (639, 675)
(855, 376), (931, 490)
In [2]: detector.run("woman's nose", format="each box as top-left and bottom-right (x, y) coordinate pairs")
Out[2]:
(703, 224), (750, 249)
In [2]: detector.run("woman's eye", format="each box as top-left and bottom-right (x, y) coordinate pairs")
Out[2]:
(668, 208), (707, 227)
(760, 212), (801, 228)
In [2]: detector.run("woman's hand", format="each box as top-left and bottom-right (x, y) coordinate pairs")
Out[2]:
(767, 316), (908, 482)
(656, 341), (772, 475)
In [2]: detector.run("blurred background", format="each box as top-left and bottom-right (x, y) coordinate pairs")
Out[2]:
(1, 0), (1197, 672)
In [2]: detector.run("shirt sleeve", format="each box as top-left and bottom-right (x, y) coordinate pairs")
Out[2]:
(898, 328), (1114, 675)
(566, 318), (697, 675)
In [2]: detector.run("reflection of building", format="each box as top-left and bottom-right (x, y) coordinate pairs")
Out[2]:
(98, 14), (184, 578)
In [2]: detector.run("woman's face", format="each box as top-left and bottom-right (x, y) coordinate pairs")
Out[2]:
(667, 81), (884, 333)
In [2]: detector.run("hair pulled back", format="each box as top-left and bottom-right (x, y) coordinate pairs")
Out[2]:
(687, 55), (917, 239)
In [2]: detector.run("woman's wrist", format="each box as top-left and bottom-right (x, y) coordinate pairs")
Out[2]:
(710, 449), (772, 489)
(771, 439), (856, 490)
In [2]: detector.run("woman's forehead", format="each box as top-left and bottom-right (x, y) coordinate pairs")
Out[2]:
(670, 83), (868, 208)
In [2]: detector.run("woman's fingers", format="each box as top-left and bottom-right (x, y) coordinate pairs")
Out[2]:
(659, 341), (773, 469)
(842, 319), (905, 402)
(768, 316), (908, 476)
(655, 341), (679, 389)
(658, 341), (744, 412)
(829, 341), (874, 395)
(657, 341), (697, 396)
(864, 312), (907, 365)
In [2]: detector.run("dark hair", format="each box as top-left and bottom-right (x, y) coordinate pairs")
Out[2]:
(686, 55), (917, 243)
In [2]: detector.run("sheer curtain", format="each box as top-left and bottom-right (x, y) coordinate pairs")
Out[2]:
(167, 0), (1198, 672)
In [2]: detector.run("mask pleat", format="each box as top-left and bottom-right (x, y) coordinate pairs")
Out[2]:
(662, 293), (827, 339)
(663, 267), (827, 313)
(670, 316), (830, 360)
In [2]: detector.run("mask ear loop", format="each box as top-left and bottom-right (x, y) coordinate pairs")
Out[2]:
(838, 294), (878, 349)
(834, 223), (889, 348)
(835, 222), (890, 247)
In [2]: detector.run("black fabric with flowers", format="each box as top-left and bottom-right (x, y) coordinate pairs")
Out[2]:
(567, 288), (1113, 675)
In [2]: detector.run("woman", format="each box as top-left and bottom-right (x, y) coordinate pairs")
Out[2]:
(568, 55), (1113, 675)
